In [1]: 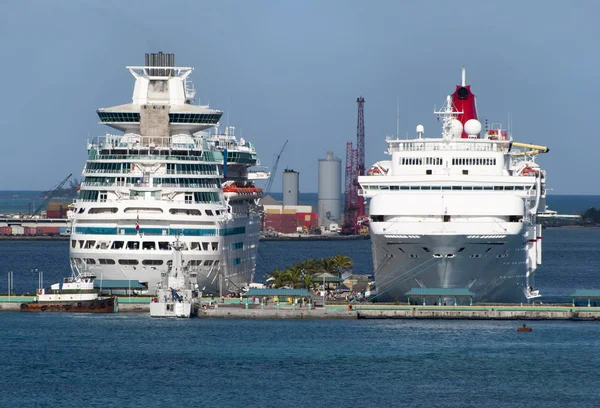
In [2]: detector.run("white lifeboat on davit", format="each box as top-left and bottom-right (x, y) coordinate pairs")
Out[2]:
(516, 162), (540, 176)
(367, 161), (390, 176)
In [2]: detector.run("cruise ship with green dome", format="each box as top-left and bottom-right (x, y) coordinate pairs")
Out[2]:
(68, 52), (267, 293)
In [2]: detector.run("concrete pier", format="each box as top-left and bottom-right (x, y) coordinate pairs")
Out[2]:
(4, 296), (600, 320)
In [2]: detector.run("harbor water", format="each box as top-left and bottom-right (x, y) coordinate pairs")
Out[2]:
(1, 313), (600, 407)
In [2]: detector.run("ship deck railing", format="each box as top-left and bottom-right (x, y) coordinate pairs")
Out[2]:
(83, 169), (220, 176)
(90, 154), (220, 162)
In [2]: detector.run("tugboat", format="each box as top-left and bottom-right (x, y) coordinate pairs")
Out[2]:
(20, 270), (117, 313)
(150, 238), (200, 318)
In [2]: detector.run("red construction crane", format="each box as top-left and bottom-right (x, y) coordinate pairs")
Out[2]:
(342, 142), (358, 234)
(342, 97), (366, 234)
(356, 97), (366, 222)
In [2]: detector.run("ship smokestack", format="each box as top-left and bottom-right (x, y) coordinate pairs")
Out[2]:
(452, 67), (478, 138)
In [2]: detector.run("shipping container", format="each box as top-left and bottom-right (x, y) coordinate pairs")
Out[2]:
(282, 209), (297, 214)
(11, 225), (24, 235)
(24, 227), (37, 235)
(265, 209), (281, 214)
(38, 226), (60, 235)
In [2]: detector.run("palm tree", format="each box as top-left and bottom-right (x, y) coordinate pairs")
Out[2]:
(267, 269), (286, 288)
(331, 255), (353, 277)
(282, 266), (303, 288)
(322, 258), (335, 274)
(302, 274), (315, 290)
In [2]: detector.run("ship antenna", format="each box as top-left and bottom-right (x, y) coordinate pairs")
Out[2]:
(396, 97), (400, 138)
(462, 66), (466, 87)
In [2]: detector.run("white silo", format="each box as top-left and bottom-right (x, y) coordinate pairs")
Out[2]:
(282, 169), (299, 206)
(318, 152), (341, 226)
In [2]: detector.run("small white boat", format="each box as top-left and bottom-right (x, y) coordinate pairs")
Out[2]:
(150, 239), (200, 318)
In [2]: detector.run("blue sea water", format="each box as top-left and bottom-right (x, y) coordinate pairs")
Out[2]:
(1, 196), (600, 407)
(1, 313), (600, 407)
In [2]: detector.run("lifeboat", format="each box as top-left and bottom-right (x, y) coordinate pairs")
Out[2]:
(367, 163), (388, 176)
(222, 183), (263, 200)
(519, 164), (538, 176)
(486, 129), (508, 140)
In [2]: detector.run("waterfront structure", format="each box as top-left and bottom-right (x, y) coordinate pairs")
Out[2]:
(150, 238), (199, 318)
(69, 52), (265, 293)
(359, 68), (548, 303)
(282, 169), (299, 206)
(318, 152), (342, 227)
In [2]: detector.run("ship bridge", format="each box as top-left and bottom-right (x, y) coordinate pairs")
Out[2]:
(96, 52), (223, 136)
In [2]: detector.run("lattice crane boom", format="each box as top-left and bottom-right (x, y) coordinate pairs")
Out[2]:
(34, 173), (73, 215)
(265, 140), (288, 195)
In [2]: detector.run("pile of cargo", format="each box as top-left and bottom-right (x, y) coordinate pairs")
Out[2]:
(45, 202), (71, 219)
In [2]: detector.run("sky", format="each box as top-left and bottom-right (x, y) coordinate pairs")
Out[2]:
(0, 0), (598, 194)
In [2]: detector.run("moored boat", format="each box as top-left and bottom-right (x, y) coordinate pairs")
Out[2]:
(20, 271), (117, 313)
(150, 238), (200, 318)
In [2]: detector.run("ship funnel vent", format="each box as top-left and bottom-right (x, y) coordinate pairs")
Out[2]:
(146, 52), (175, 76)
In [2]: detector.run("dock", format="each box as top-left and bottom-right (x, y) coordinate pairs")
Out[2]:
(3, 296), (600, 320)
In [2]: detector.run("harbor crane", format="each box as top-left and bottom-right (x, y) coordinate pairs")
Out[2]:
(33, 174), (73, 215)
(264, 140), (288, 196)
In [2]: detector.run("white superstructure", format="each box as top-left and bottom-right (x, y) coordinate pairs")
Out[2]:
(69, 52), (266, 294)
(359, 69), (548, 303)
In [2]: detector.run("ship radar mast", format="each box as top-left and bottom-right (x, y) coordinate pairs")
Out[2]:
(434, 95), (463, 140)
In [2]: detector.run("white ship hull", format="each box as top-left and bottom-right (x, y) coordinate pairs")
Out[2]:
(371, 232), (530, 303)
(70, 213), (260, 292)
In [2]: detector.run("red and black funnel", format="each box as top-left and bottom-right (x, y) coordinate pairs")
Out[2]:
(451, 73), (478, 138)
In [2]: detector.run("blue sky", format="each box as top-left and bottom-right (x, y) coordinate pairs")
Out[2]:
(0, 0), (598, 194)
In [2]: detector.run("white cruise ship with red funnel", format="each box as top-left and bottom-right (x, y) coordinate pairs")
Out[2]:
(359, 68), (548, 303)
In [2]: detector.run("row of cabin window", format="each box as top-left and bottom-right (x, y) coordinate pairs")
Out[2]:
(400, 157), (443, 165)
(80, 207), (221, 216)
(72, 240), (219, 251)
(78, 190), (222, 203)
(71, 258), (220, 267)
(364, 185), (533, 191)
(452, 158), (497, 166)
(399, 157), (497, 166)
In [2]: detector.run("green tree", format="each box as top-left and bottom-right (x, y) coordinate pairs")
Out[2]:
(331, 255), (353, 277)
(302, 274), (315, 290)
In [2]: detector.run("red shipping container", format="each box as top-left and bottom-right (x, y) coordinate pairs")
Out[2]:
(24, 227), (37, 235)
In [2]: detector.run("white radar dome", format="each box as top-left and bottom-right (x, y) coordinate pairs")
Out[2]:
(464, 119), (482, 136)
(416, 124), (424, 134)
(449, 119), (463, 138)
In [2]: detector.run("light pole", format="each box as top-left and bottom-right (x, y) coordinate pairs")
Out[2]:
(8, 271), (14, 301)
(36, 269), (43, 292)
(121, 269), (131, 299)
(323, 275), (326, 308)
